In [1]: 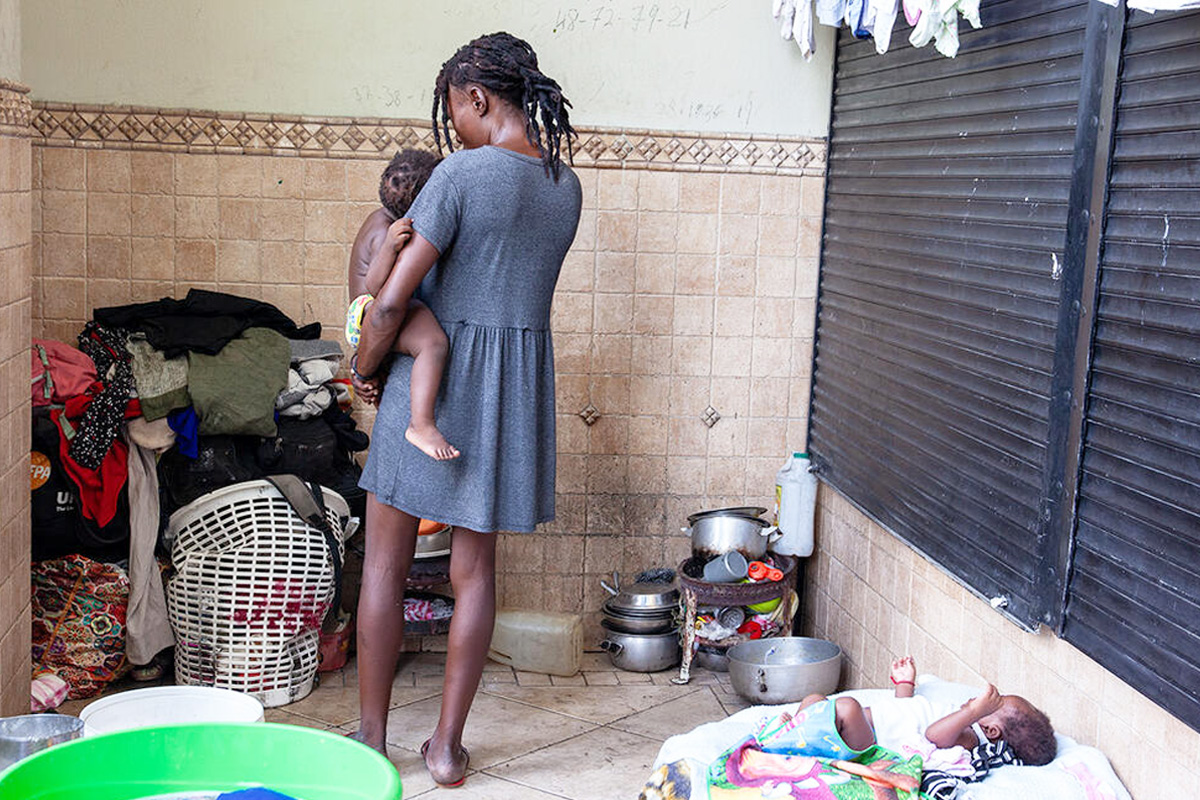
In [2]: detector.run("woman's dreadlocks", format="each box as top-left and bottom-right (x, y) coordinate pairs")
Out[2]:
(432, 32), (576, 181)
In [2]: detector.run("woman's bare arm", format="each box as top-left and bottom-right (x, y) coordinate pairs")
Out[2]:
(354, 232), (440, 378)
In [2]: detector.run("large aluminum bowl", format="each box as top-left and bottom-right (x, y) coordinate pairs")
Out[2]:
(727, 637), (841, 704)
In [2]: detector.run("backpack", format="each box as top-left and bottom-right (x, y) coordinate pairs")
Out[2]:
(30, 409), (130, 563)
(31, 339), (98, 407)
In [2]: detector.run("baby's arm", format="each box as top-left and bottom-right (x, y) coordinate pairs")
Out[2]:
(924, 684), (1002, 750)
(364, 218), (414, 296)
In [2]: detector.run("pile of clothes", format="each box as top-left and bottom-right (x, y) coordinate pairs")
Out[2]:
(29, 289), (368, 702)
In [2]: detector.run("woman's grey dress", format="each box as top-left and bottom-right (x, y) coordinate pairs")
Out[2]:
(360, 146), (582, 533)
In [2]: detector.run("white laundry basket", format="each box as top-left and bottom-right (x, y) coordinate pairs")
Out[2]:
(166, 479), (353, 708)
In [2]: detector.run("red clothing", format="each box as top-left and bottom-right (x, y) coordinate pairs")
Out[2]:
(51, 389), (141, 527)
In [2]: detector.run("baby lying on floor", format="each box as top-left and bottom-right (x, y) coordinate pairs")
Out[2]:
(759, 655), (1057, 766)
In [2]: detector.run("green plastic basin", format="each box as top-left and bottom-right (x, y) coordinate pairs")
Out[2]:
(0, 722), (401, 800)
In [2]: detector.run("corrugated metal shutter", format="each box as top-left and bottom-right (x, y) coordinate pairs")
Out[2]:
(1066, 10), (1200, 731)
(809, 0), (1091, 626)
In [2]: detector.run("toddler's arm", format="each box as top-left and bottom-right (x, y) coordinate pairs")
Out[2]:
(365, 218), (414, 296)
(924, 684), (1002, 750)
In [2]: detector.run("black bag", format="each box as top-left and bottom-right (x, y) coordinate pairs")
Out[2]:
(157, 435), (262, 516)
(30, 409), (129, 563)
(256, 416), (365, 521)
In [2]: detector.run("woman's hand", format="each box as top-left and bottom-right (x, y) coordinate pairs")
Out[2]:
(351, 370), (383, 406)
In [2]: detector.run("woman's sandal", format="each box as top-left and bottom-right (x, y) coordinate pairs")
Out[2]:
(421, 738), (470, 789)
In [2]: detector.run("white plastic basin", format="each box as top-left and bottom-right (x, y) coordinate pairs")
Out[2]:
(79, 686), (265, 737)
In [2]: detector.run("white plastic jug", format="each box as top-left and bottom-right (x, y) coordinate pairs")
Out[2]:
(772, 452), (816, 556)
(489, 609), (582, 677)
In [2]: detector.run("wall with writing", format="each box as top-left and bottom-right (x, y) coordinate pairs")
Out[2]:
(20, 0), (835, 136)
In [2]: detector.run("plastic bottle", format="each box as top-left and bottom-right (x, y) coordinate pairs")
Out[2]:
(772, 452), (816, 556)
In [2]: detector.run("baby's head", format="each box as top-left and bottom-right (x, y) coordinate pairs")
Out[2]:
(982, 695), (1056, 766)
(379, 149), (441, 218)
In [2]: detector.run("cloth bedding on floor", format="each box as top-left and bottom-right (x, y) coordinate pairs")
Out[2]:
(644, 677), (1133, 800)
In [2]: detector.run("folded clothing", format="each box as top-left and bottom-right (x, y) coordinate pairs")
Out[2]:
(189, 327), (290, 437)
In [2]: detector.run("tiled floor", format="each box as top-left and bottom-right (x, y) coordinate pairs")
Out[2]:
(60, 652), (752, 799)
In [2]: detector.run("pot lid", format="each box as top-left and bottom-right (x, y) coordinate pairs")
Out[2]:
(601, 578), (679, 611)
(687, 506), (769, 526)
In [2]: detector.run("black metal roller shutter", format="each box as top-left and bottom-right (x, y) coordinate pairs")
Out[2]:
(1066, 10), (1200, 732)
(809, 0), (1090, 626)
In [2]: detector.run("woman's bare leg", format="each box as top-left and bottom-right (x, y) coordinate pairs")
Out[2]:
(395, 301), (457, 460)
(352, 493), (419, 753)
(422, 526), (496, 785)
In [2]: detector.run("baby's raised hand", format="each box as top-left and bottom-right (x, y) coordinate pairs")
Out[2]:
(890, 656), (916, 685)
(385, 217), (414, 253)
(965, 684), (1003, 719)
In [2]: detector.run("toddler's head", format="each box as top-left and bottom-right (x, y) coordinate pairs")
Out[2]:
(379, 149), (441, 218)
(986, 696), (1056, 766)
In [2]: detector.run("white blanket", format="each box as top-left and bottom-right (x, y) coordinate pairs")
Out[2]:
(652, 677), (1132, 800)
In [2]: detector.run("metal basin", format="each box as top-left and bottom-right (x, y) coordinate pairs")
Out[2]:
(727, 637), (841, 704)
(0, 714), (84, 770)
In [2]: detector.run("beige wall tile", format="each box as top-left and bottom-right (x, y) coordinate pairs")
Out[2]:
(595, 252), (635, 295)
(87, 192), (132, 236)
(672, 295), (713, 336)
(41, 149), (86, 191)
(303, 160), (347, 200)
(175, 154), (219, 195)
(131, 152), (174, 194)
(597, 171), (638, 210)
(638, 172), (680, 212)
(175, 196), (219, 239)
(303, 201), (346, 243)
(635, 253), (676, 294)
(721, 174), (762, 215)
(716, 255), (755, 296)
(597, 210), (637, 252)
(40, 190), (86, 234)
(176, 239), (217, 282)
(219, 156), (264, 197)
(132, 194), (175, 238)
(87, 150), (131, 193)
(41, 233), (86, 278)
(558, 249), (595, 293)
(86, 236), (131, 280)
(632, 295), (673, 336)
(637, 211), (677, 253)
(217, 240), (261, 283)
(219, 197), (261, 240)
(680, 173), (720, 213)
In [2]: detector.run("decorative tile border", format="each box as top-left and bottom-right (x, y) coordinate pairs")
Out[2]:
(30, 102), (826, 176)
(0, 81), (31, 137)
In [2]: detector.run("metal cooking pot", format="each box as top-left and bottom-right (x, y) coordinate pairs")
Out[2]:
(599, 626), (681, 673)
(727, 637), (842, 704)
(601, 603), (677, 634)
(686, 507), (780, 561)
(600, 573), (679, 613)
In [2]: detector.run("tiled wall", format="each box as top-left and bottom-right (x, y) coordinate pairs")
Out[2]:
(0, 79), (32, 717)
(805, 485), (1200, 800)
(29, 106), (825, 644)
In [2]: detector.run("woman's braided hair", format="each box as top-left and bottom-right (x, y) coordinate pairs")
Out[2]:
(432, 32), (576, 180)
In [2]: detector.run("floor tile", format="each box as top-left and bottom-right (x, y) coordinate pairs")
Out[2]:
(481, 683), (702, 725)
(485, 726), (662, 800)
(264, 707), (331, 729)
(407, 771), (572, 799)
(280, 682), (441, 726)
(384, 692), (597, 769)
(608, 686), (727, 741)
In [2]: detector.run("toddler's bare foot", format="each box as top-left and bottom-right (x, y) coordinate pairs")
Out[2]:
(891, 655), (916, 696)
(406, 423), (461, 461)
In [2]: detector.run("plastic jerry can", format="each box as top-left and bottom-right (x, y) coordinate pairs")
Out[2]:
(488, 609), (583, 677)
(772, 452), (816, 556)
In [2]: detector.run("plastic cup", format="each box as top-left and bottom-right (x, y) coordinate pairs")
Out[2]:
(703, 551), (749, 582)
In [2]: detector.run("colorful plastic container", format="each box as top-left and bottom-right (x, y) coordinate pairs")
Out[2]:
(0, 723), (401, 800)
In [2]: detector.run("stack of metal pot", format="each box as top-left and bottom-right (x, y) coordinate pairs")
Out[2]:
(598, 573), (681, 672)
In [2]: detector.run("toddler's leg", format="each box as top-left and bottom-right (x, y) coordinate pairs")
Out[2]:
(395, 300), (458, 460)
(833, 697), (876, 751)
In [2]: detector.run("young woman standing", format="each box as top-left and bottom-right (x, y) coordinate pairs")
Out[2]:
(349, 33), (581, 788)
